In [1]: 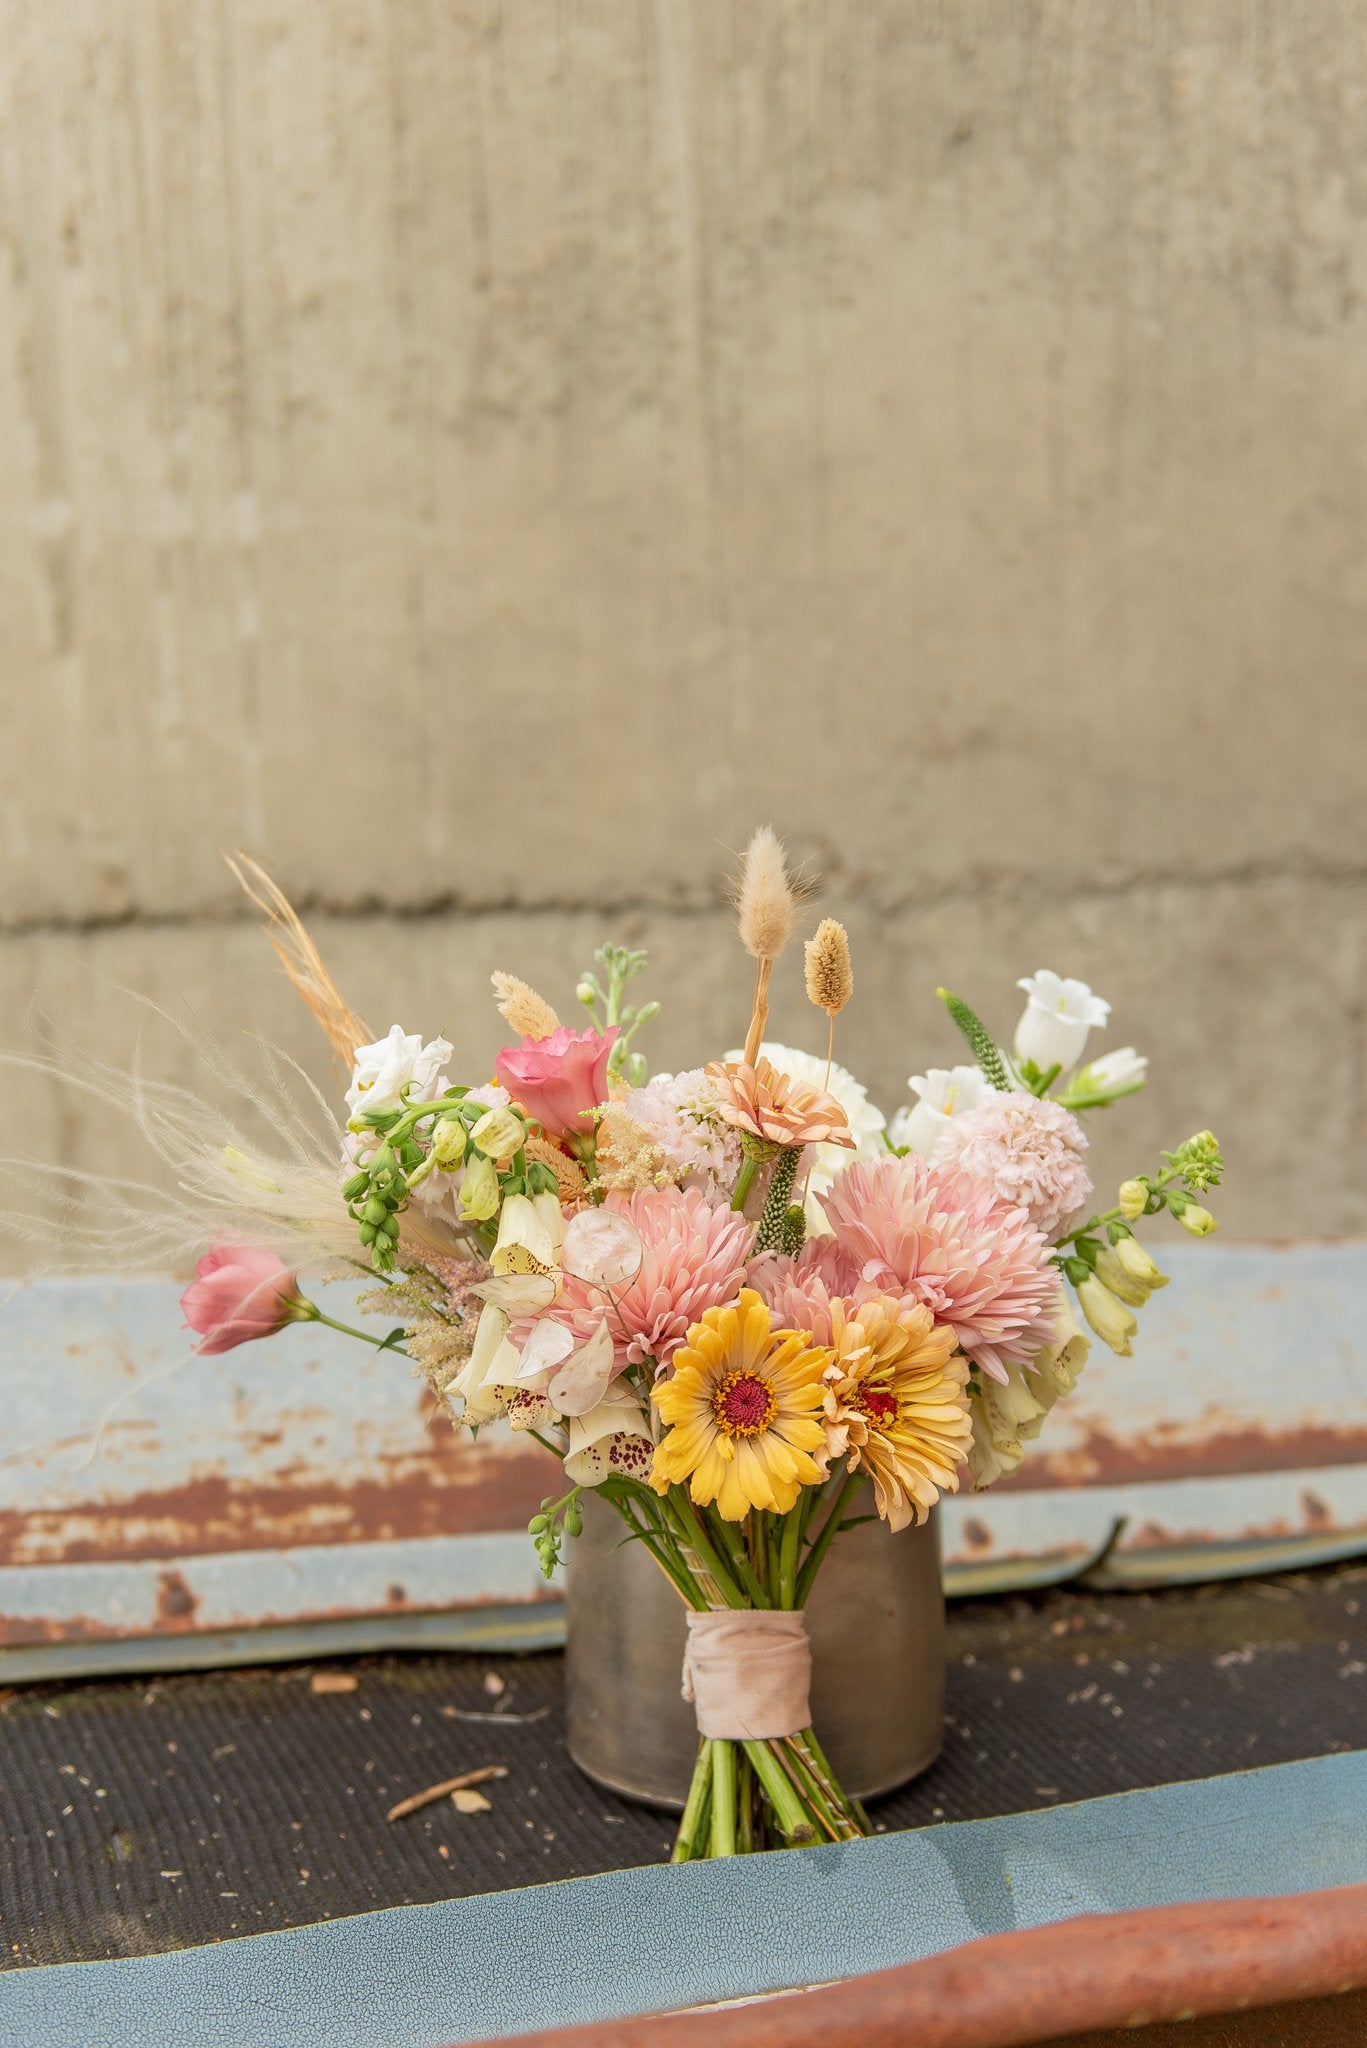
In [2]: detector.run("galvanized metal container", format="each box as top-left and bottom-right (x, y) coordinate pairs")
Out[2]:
(565, 1486), (945, 1808)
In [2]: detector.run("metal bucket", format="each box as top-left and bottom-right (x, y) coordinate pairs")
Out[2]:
(564, 1486), (945, 1809)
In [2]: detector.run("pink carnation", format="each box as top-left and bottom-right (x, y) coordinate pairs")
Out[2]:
(517, 1185), (752, 1372)
(819, 1155), (1059, 1383)
(496, 1025), (619, 1142)
(932, 1092), (1092, 1240)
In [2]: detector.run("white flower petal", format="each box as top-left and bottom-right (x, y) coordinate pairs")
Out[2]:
(547, 1319), (618, 1417)
(562, 1207), (643, 1290)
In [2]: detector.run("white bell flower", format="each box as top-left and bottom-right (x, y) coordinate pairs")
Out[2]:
(1014, 971), (1110, 1077)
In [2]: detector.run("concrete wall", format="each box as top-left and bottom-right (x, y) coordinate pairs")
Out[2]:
(2, 1), (1365, 1257)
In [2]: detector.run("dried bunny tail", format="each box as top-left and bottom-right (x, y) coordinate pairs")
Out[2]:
(227, 852), (370, 1071)
(491, 971), (561, 1041)
(732, 825), (797, 963)
(731, 826), (805, 1067)
(804, 918), (853, 1018)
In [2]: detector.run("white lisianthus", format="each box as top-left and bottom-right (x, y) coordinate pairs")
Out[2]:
(1014, 971), (1110, 1077)
(888, 1064), (988, 1159)
(725, 1040), (887, 1198)
(345, 1025), (454, 1121)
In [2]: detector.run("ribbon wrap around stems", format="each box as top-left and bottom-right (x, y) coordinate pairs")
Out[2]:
(681, 1608), (812, 1740)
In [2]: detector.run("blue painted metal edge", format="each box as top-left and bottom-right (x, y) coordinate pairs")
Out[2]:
(2, 1750), (1364, 2048)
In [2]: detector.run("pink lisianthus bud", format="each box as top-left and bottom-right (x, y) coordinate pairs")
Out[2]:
(181, 1243), (310, 1355)
(496, 1025), (620, 1143)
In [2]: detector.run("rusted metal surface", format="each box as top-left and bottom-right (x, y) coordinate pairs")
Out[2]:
(467, 1882), (1367, 2048)
(0, 1277), (558, 1660)
(941, 1240), (1367, 1590)
(1, 1245), (1365, 1671)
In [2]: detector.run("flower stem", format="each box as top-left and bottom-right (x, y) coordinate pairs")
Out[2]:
(296, 1304), (409, 1355)
(671, 1739), (714, 1862)
(796, 1469), (863, 1606)
(710, 1739), (739, 1857)
(777, 1506), (803, 1610)
(730, 1153), (761, 1213)
(741, 1739), (817, 1845)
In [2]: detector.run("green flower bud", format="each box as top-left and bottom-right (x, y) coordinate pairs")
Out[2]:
(1177, 1203), (1218, 1236)
(342, 1170), (369, 1202)
(1117, 1180), (1148, 1222)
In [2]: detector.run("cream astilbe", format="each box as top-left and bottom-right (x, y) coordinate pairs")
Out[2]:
(593, 1105), (671, 1195)
(491, 972), (561, 1042)
(0, 998), (468, 1277)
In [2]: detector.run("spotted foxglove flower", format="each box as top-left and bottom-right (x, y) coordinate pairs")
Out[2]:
(888, 1065), (987, 1160)
(1013, 972), (1109, 1077)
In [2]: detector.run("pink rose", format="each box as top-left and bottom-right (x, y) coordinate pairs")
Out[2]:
(181, 1243), (306, 1355)
(496, 1025), (619, 1143)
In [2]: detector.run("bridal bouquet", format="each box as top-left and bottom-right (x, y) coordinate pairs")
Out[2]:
(173, 836), (1224, 1861)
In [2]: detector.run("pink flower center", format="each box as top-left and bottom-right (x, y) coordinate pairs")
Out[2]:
(713, 1370), (777, 1439)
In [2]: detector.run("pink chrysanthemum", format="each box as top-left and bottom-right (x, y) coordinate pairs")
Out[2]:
(819, 1155), (1059, 1383)
(518, 1186), (753, 1372)
(932, 1092), (1092, 1240)
(753, 1235), (860, 1344)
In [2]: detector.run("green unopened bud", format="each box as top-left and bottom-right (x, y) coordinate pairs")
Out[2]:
(1177, 1203), (1218, 1236)
(527, 1514), (549, 1534)
(341, 1170), (368, 1202)
(563, 1504), (583, 1539)
(458, 1150), (500, 1222)
(364, 1197), (387, 1226)
(576, 981), (597, 1007)
(358, 1221), (376, 1245)
(469, 1106), (526, 1162)
(1117, 1179), (1148, 1222)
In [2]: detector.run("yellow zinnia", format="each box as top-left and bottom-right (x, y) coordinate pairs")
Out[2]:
(650, 1289), (829, 1519)
(824, 1294), (971, 1531)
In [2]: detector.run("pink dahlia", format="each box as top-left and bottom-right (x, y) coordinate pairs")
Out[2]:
(819, 1155), (1059, 1383)
(496, 1025), (619, 1143)
(932, 1092), (1092, 1240)
(753, 1234), (860, 1344)
(516, 1185), (753, 1372)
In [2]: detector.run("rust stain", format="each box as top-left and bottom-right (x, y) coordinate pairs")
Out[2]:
(154, 1569), (199, 1627)
(0, 1435), (556, 1569)
(998, 1419), (1367, 1492)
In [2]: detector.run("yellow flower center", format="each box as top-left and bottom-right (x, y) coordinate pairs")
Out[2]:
(712, 1369), (777, 1439)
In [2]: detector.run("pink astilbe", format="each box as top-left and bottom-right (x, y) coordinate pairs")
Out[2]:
(515, 1186), (753, 1372)
(819, 1155), (1059, 1383)
(932, 1092), (1092, 1240)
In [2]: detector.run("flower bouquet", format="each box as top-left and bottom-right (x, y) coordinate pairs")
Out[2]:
(129, 837), (1224, 1861)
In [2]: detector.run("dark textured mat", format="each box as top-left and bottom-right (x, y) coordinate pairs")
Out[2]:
(1, 1562), (1363, 1968)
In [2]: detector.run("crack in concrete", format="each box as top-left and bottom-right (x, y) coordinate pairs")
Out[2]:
(0, 851), (1365, 940)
